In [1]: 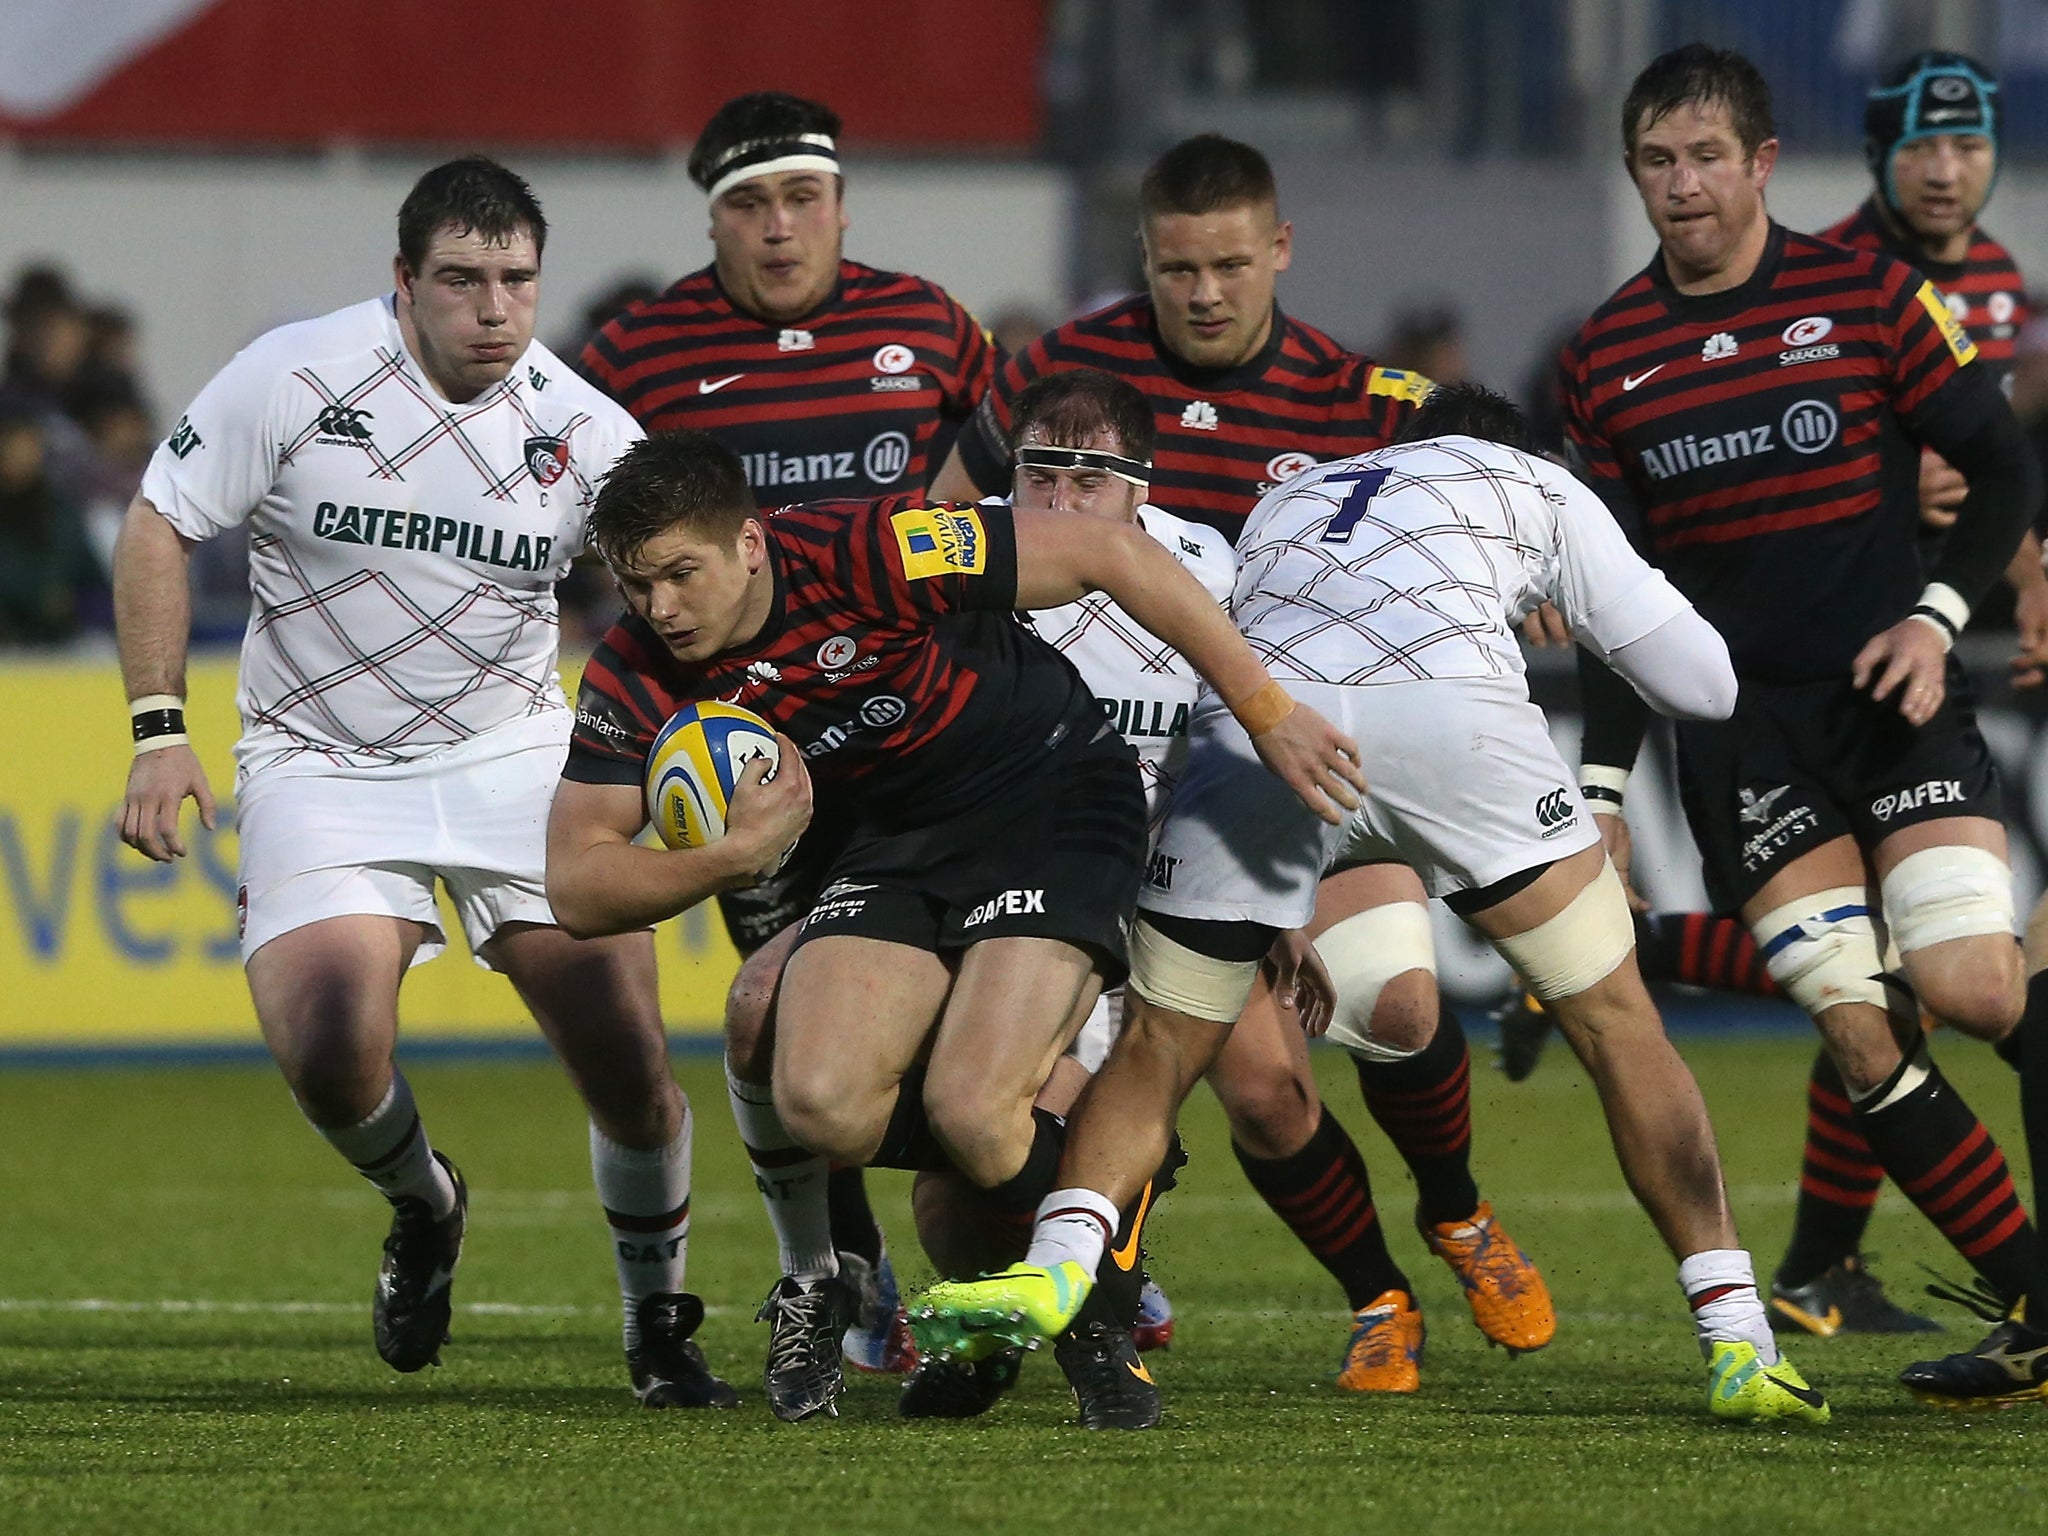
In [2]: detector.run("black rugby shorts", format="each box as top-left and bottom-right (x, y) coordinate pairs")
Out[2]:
(1675, 661), (1999, 912)
(788, 736), (1147, 987)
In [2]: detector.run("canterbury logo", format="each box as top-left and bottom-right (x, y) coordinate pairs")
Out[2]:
(315, 404), (373, 440)
(1534, 788), (1574, 829)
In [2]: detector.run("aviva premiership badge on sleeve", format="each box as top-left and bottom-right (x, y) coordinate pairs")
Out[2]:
(890, 507), (987, 579)
(1915, 281), (1980, 367)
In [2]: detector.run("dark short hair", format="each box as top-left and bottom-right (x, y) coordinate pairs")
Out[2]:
(397, 157), (547, 274)
(1010, 368), (1156, 463)
(1622, 44), (1776, 158)
(1139, 134), (1278, 221)
(590, 431), (753, 565)
(1393, 382), (1533, 453)
(689, 92), (844, 193)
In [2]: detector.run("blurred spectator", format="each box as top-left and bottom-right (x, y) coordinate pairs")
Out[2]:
(557, 274), (662, 363)
(70, 377), (154, 574)
(3, 277), (92, 414)
(987, 305), (1054, 357)
(0, 393), (104, 643)
(1378, 301), (1471, 383)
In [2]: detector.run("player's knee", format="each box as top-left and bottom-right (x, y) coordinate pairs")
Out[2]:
(1314, 901), (1437, 1057)
(1491, 862), (1635, 1005)
(772, 1059), (885, 1163)
(1917, 951), (2022, 1040)
(1218, 1065), (1316, 1160)
(722, 941), (786, 1081)
(924, 1088), (1033, 1188)
(1883, 847), (2019, 1036)
(1749, 886), (1888, 1019)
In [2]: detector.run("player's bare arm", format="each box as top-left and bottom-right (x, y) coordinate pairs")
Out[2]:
(927, 441), (983, 502)
(546, 744), (812, 938)
(1009, 509), (1365, 822)
(112, 492), (217, 862)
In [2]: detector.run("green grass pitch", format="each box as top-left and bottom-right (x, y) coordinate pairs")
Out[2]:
(0, 1029), (2040, 1535)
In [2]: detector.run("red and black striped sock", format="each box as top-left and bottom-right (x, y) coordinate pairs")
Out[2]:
(1856, 1050), (2048, 1308)
(2020, 973), (2048, 1249)
(1635, 911), (1781, 997)
(1233, 1106), (1408, 1310)
(1776, 1049), (1884, 1289)
(1352, 1003), (1479, 1226)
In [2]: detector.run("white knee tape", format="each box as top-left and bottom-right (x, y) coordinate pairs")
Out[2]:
(1880, 846), (2016, 955)
(1491, 861), (1634, 1002)
(1313, 902), (1436, 1057)
(1126, 918), (1263, 1024)
(1751, 886), (1887, 1016)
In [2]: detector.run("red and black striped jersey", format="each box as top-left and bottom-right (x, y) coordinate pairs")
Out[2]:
(954, 295), (1431, 543)
(564, 495), (1101, 829)
(1823, 199), (2028, 389)
(1560, 222), (1996, 683)
(579, 261), (996, 505)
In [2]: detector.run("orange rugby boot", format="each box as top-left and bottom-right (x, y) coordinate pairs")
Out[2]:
(1336, 1289), (1424, 1393)
(1421, 1200), (1556, 1354)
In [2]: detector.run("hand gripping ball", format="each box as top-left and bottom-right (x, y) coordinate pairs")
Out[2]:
(644, 701), (782, 851)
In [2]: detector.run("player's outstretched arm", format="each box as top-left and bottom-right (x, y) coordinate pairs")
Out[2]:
(113, 494), (216, 862)
(546, 745), (813, 939)
(1010, 511), (1365, 823)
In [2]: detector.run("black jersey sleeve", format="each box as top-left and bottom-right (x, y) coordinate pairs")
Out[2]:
(1908, 367), (2040, 615)
(862, 498), (1021, 618)
(563, 622), (666, 787)
(1576, 646), (1652, 778)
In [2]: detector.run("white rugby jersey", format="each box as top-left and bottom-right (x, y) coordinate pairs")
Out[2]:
(1233, 436), (1687, 685)
(1017, 502), (1235, 823)
(143, 297), (640, 776)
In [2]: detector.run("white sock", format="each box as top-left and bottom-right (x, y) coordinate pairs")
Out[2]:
(591, 1112), (692, 1353)
(316, 1071), (458, 1218)
(725, 1058), (837, 1282)
(1677, 1248), (1778, 1365)
(1023, 1188), (1120, 1276)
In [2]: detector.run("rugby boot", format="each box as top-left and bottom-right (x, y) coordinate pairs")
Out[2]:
(1336, 1288), (1424, 1393)
(910, 1261), (1092, 1357)
(1706, 1341), (1831, 1424)
(1900, 1315), (2048, 1410)
(373, 1151), (466, 1373)
(1132, 1276), (1176, 1352)
(839, 1246), (919, 1374)
(1491, 990), (1553, 1082)
(628, 1292), (741, 1409)
(1421, 1200), (1556, 1353)
(1769, 1253), (1941, 1337)
(756, 1273), (859, 1422)
(897, 1346), (1023, 1419)
(1055, 1320), (1162, 1430)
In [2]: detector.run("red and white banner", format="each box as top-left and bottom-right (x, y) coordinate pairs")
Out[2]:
(0, 0), (1045, 148)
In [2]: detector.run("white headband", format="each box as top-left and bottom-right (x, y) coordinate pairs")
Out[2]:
(704, 133), (840, 202)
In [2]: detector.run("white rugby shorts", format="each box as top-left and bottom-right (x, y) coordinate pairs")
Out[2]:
(234, 710), (570, 969)
(1143, 677), (1599, 930)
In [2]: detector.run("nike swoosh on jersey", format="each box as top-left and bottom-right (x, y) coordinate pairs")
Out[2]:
(700, 374), (744, 394)
(1621, 365), (1666, 391)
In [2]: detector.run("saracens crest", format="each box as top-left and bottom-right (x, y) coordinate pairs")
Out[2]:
(525, 435), (571, 487)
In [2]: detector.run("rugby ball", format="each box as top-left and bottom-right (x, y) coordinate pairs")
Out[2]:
(644, 701), (781, 851)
